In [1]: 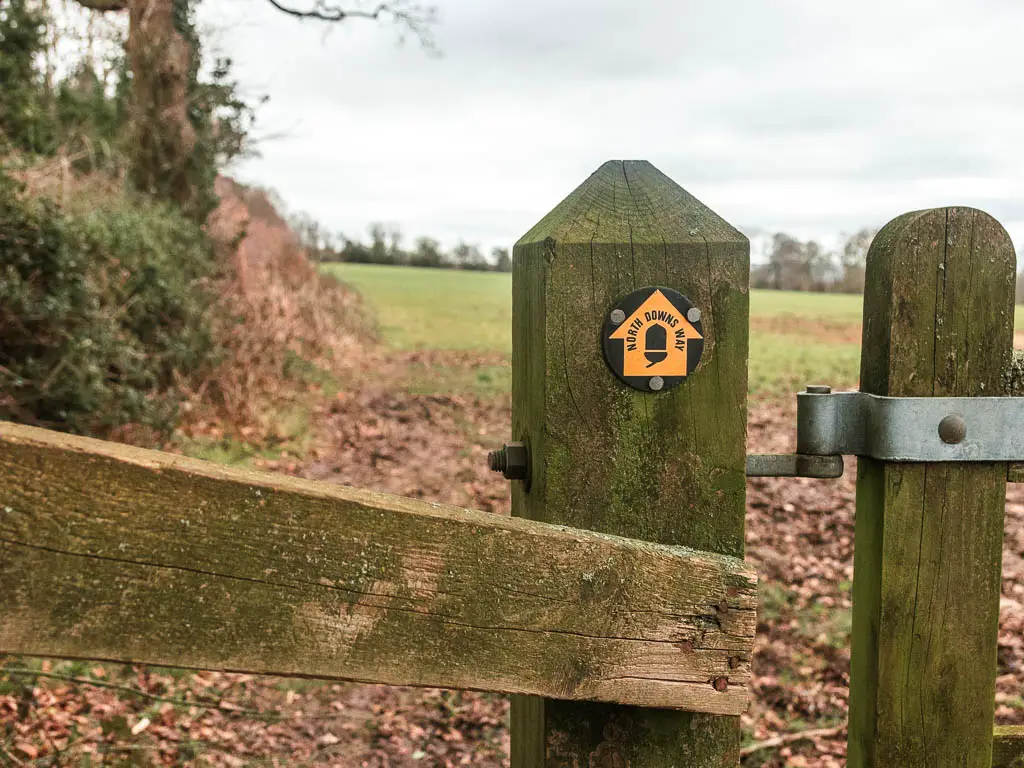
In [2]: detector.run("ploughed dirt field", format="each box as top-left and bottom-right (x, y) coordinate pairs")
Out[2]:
(4, 344), (1023, 767)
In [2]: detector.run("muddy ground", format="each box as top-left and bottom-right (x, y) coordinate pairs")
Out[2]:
(3, 349), (1023, 767)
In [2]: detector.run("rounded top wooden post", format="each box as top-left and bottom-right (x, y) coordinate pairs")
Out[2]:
(849, 206), (1016, 767)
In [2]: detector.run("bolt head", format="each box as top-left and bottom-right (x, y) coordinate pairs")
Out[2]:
(686, 307), (701, 323)
(649, 376), (664, 392)
(501, 442), (529, 481)
(938, 414), (967, 445)
(805, 384), (832, 394)
(610, 309), (626, 325)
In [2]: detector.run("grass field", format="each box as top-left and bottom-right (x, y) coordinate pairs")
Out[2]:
(325, 262), (1023, 396)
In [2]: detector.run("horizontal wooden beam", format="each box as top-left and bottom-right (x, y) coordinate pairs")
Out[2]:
(0, 422), (756, 715)
(992, 725), (1024, 768)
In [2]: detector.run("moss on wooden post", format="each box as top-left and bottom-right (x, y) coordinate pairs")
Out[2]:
(509, 161), (750, 766)
(0, 421), (757, 707)
(1009, 353), (1024, 482)
(993, 726), (1024, 768)
(848, 208), (1016, 766)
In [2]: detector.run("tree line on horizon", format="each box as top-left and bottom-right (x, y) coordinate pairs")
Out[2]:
(751, 229), (874, 294)
(293, 216), (1024, 301)
(753, 229), (1024, 303)
(289, 216), (511, 272)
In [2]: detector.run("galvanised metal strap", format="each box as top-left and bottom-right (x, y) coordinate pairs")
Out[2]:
(796, 390), (1024, 462)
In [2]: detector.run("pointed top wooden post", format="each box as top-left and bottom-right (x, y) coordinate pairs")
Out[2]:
(510, 161), (751, 766)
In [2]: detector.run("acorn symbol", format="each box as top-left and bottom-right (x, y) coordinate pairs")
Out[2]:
(644, 324), (668, 367)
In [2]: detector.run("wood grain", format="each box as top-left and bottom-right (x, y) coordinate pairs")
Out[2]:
(0, 420), (757, 713)
(510, 161), (750, 766)
(993, 725), (1024, 768)
(1010, 351), (1024, 482)
(1008, 351), (1024, 395)
(848, 208), (1016, 767)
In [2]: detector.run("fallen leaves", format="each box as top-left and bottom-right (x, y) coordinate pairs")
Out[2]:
(3, 379), (1023, 766)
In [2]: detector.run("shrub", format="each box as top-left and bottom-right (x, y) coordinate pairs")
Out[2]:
(184, 177), (374, 440)
(0, 172), (216, 437)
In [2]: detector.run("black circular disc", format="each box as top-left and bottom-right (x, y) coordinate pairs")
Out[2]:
(601, 286), (705, 393)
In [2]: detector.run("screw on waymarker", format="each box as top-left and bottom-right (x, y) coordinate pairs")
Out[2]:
(687, 307), (701, 323)
(610, 309), (626, 325)
(805, 384), (832, 394)
(487, 442), (529, 481)
(938, 414), (967, 445)
(649, 376), (664, 391)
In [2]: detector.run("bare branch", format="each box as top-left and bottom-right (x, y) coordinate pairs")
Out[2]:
(266, 0), (387, 21)
(739, 726), (846, 757)
(73, 0), (129, 11)
(264, 0), (438, 50)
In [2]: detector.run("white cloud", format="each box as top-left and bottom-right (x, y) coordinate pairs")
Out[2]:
(200, 0), (1024, 257)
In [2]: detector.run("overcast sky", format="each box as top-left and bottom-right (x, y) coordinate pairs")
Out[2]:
(199, 0), (1024, 258)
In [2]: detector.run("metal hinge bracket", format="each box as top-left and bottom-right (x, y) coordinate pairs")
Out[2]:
(797, 389), (1024, 462)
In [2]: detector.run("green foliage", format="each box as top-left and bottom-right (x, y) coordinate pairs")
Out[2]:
(0, 0), (54, 155)
(152, 0), (259, 221)
(0, 174), (216, 436)
(0, 0), (130, 167)
(1, 0), (258, 221)
(55, 61), (131, 172)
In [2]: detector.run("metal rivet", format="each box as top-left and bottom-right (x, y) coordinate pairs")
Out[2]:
(805, 384), (832, 395)
(649, 376), (664, 391)
(938, 414), (967, 445)
(610, 309), (626, 325)
(687, 307), (701, 323)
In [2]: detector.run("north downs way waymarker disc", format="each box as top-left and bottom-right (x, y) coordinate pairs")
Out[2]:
(602, 286), (704, 393)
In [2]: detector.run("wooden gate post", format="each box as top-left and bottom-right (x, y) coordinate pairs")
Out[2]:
(509, 161), (751, 766)
(848, 208), (1017, 766)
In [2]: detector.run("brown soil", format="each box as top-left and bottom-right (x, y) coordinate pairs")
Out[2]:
(4, 353), (1023, 767)
(750, 316), (862, 345)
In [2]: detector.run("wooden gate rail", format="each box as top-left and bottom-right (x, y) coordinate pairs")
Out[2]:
(0, 420), (757, 714)
(993, 726), (1024, 768)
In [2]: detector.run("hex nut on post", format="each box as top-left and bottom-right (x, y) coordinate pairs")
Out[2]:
(488, 442), (529, 482)
(938, 414), (967, 445)
(805, 384), (832, 395)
